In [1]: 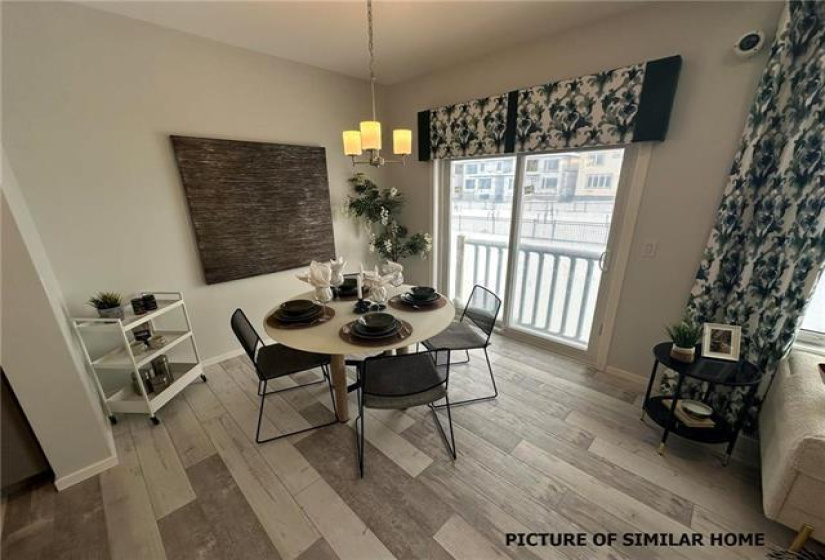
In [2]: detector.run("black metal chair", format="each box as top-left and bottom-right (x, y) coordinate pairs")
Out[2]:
(230, 309), (336, 443)
(353, 350), (455, 477)
(423, 284), (501, 407)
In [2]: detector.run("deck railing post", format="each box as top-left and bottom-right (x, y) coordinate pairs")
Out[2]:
(455, 234), (467, 300)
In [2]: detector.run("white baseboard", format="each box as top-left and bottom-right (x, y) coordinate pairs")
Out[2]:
(202, 348), (245, 367)
(54, 453), (118, 491)
(604, 365), (647, 382)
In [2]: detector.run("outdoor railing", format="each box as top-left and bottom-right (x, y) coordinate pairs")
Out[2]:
(455, 235), (602, 345)
(452, 214), (610, 245)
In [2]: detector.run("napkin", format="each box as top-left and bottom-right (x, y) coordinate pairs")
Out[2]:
(382, 260), (404, 286)
(330, 256), (346, 276)
(362, 266), (394, 289)
(296, 261), (332, 288)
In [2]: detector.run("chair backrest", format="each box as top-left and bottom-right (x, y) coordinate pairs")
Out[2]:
(361, 350), (449, 398)
(230, 308), (263, 363)
(461, 285), (501, 341)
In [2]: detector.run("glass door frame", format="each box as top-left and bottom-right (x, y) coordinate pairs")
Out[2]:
(436, 144), (652, 368)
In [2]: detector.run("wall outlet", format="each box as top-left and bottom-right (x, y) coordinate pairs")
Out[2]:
(642, 240), (658, 258)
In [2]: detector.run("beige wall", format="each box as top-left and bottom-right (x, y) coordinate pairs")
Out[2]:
(385, 1), (782, 376)
(3, 1), (385, 363)
(2, 154), (116, 486)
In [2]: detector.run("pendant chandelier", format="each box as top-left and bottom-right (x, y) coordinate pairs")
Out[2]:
(342, 0), (411, 167)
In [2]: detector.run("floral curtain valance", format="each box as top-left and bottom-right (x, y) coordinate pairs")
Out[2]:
(417, 55), (681, 161)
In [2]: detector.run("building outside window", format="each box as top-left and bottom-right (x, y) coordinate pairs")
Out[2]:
(588, 153), (606, 165)
(585, 174), (612, 189)
(543, 159), (560, 172)
(541, 177), (559, 192)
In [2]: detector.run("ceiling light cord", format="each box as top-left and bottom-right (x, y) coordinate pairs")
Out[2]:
(367, 0), (376, 121)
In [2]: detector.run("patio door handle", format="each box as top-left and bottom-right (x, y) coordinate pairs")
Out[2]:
(598, 250), (610, 272)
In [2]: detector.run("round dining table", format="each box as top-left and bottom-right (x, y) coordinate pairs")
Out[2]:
(263, 286), (455, 422)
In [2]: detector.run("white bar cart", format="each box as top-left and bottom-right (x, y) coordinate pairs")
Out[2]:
(72, 291), (205, 425)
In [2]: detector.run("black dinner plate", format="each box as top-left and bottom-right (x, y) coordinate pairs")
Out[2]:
(280, 299), (317, 316)
(401, 292), (439, 306)
(352, 321), (400, 339)
(273, 306), (323, 323)
(337, 285), (358, 296)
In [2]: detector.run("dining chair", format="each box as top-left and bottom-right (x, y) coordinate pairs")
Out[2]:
(353, 350), (455, 477)
(422, 284), (501, 407)
(230, 309), (337, 443)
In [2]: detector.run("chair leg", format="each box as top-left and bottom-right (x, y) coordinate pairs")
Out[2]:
(433, 347), (498, 409)
(355, 387), (365, 478)
(429, 396), (457, 460)
(254, 368), (339, 444)
(257, 369), (328, 396)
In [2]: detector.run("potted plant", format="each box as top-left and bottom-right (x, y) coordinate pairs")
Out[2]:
(88, 291), (124, 319)
(343, 174), (432, 262)
(665, 318), (702, 363)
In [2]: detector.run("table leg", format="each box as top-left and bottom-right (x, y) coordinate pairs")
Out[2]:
(660, 372), (685, 455)
(642, 359), (659, 421)
(330, 355), (349, 422)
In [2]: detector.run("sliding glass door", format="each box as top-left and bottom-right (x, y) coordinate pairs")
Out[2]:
(445, 156), (516, 304)
(442, 148), (628, 357)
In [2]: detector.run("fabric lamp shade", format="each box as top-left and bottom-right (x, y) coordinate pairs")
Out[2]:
(393, 129), (412, 155)
(360, 121), (382, 150)
(343, 130), (362, 156)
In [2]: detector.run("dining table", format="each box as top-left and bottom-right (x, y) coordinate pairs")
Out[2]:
(263, 286), (456, 422)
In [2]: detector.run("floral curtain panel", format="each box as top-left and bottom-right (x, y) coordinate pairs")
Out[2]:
(427, 93), (510, 159)
(515, 63), (645, 152)
(418, 55), (681, 161)
(668, 1), (825, 425)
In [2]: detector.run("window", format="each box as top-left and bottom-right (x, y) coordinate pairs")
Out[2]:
(586, 174), (612, 189)
(541, 177), (558, 191)
(588, 153), (606, 165)
(543, 159), (560, 172)
(445, 148), (627, 352)
(797, 277), (825, 352)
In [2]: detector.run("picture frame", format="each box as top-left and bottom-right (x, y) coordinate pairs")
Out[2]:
(702, 323), (742, 361)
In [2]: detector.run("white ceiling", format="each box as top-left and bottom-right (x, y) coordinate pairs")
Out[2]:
(82, 1), (642, 85)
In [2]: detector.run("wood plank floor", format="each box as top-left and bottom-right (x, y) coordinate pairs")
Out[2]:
(1, 337), (814, 560)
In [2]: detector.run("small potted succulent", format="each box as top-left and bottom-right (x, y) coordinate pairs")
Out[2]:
(665, 318), (702, 363)
(88, 291), (124, 319)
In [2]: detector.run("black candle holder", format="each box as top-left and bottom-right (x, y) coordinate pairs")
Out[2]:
(353, 299), (371, 314)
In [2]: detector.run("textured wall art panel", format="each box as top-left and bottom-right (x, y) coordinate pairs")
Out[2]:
(171, 136), (336, 284)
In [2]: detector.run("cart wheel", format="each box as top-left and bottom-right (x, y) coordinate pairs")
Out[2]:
(201, 374), (207, 382)
(150, 416), (160, 425)
(108, 415), (117, 425)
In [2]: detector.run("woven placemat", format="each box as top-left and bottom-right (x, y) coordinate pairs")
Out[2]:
(339, 319), (413, 347)
(266, 306), (336, 330)
(388, 294), (448, 312)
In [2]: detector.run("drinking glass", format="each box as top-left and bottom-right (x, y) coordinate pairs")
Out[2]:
(314, 286), (333, 315)
(370, 285), (388, 310)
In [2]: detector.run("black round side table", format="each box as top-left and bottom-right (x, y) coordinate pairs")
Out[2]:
(642, 342), (762, 465)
